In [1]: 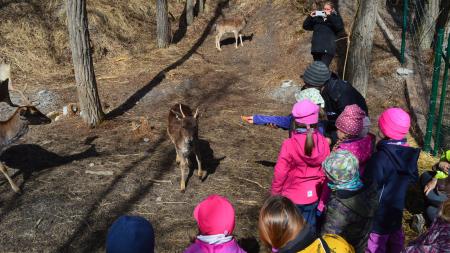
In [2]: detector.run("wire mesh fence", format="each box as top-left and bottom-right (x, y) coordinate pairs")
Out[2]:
(401, 0), (449, 154)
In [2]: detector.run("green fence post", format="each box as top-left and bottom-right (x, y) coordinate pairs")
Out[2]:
(424, 28), (444, 153)
(401, 0), (408, 65)
(433, 34), (450, 155)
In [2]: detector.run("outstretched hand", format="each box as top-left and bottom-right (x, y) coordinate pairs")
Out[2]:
(241, 116), (254, 124)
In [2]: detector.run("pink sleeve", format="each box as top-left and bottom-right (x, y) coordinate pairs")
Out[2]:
(318, 178), (330, 212)
(271, 141), (291, 195)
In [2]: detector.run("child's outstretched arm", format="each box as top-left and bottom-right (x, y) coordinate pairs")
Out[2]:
(242, 115), (292, 130)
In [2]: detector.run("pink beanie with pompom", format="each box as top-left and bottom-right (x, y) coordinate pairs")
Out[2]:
(378, 108), (411, 140)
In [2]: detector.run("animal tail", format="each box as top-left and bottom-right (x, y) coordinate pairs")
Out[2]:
(0, 64), (10, 82)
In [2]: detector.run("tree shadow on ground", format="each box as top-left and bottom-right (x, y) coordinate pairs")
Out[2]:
(55, 135), (174, 252)
(106, 0), (230, 120)
(0, 143), (99, 223)
(172, 6), (188, 44)
(0, 144), (99, 190)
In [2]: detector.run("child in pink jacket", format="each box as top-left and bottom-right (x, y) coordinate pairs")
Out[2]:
(184, 195), (246, 253)
(318, 104), (375, 213)
(271, 99), (331, 234)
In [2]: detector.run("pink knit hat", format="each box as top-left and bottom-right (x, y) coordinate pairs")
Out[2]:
(378, 108), (411, 140)
(335, 104), (366, 136)
(193, 195), (235, 235)
(292, 100), (319, 125)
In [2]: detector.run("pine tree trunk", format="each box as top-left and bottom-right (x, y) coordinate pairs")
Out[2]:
(157, 0), (171, 48)
(415, 0), (440, 49)
(186, 0), (194, 25)
(199, 0), (204, 13)
(344, 0), (379, 98)
(67, 0), (104, 127)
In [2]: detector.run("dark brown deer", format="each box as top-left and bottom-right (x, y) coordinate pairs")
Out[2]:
(0, 64), (51, 192)
(167, 104), (205, 192)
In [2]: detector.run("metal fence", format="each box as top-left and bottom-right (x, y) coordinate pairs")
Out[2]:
(423, 29), (449, 155)
(400, 0), (449, 155)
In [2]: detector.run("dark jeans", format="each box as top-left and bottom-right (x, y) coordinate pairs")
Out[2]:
(312, 52), (334, 67)
(420, 171), (448, 222)
(296, 201), (319, 235)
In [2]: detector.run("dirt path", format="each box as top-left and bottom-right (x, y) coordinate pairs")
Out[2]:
(0, 1), (308, 252)
(0, 0), (419, 251)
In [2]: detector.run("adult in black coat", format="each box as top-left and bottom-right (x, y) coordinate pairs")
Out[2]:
(303, 2), (344, 67)
(301, 61), (369, 144)
(301, 61), (368, 126)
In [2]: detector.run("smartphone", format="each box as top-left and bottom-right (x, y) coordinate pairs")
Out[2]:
(315, 11), (326, 17)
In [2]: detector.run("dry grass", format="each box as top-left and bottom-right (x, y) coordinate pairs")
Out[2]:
(0, 0), (158, 77)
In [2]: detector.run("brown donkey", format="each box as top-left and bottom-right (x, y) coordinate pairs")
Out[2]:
(167, 104), (205, 192)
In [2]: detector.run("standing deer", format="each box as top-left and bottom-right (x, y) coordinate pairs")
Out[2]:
(0, 64), (51, 193)
(167, 103), (205, 192)
(215, 16), (247, 51)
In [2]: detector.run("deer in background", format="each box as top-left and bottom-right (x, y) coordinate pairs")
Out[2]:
(0, 64), (51, 193)
(167, 104), (205, 192)
(215, 15), (247, 51)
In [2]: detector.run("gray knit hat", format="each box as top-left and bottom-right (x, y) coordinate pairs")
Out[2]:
(302, 61), (331, 87)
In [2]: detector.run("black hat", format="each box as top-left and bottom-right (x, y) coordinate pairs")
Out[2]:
(302, 61), (331, 87)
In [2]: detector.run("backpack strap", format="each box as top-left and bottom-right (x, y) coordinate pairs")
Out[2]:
(318, 236), (331, 253)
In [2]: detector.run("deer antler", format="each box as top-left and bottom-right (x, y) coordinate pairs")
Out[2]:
(10, 83), (32, 106)
(179, 104), (186, 118)
(194, 107), (199, 118)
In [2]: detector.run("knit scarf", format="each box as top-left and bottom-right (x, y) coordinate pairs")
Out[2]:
(197, 234), (233, 245)
(328, 174), (364, 191)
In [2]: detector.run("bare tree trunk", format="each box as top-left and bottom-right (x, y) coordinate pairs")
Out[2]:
(67, 0), (104, 127)
(415, 0), (440, 49)
(198, 0), (204, 13)
(157, 0), (171, 48)
(186, 0), (194, 25)
(345, 0), (379, 97)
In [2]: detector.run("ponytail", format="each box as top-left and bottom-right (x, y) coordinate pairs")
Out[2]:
(305, 128), (315, 156)
(292, 122), (317, 156)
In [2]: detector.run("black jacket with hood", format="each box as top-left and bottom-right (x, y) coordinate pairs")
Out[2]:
(363, 140), (420, 234)
(321, 73), (369, 124)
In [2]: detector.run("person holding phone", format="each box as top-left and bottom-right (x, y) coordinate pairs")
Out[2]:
(303, 2), (344, 67)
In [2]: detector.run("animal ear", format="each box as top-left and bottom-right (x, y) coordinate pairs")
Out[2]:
(171, 109), (182, 120)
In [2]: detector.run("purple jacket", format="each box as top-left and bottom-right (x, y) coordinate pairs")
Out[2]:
(184, 239), (246, 253)
(402, 217), (450, 253)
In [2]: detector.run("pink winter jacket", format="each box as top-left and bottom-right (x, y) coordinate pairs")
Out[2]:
(183, 239), (246, 253)
(336, 133), (375, 175)
(317, 134), (375, 212)
(271, 130), (330, 205)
